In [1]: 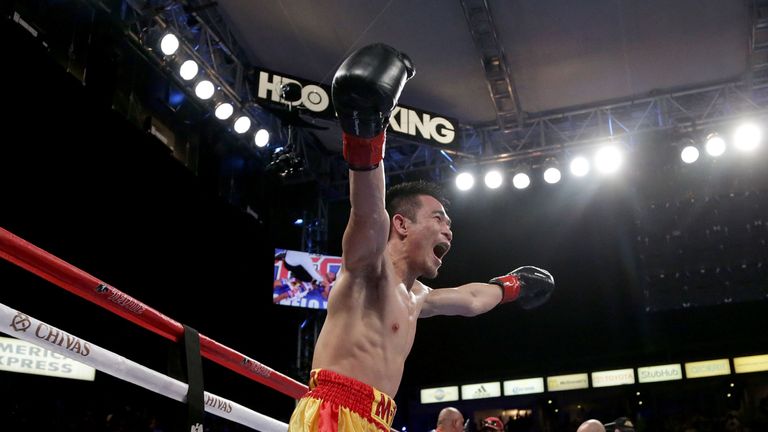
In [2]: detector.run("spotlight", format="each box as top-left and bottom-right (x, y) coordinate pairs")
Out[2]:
(595, 145), (623, 174)
(194, 79), (215, 100)
(512, 172), (530, 189)
(254, 128), (270, 147)
(179, 60), (199, 81)
(214, 102), (234, 120)
(484, 170), (503, 189)
(159, 33), (180, 56)
(681, 145), (700, 164)
(734, 123), (762, 152)
(233, 116), (251, 134)
(455, 172), (474, 191)
(569, 156), (590, 177)
(705, 133), (726, 157)
(543, 167), (561, 184)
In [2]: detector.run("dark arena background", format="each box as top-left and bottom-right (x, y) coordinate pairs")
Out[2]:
(1, 1), (768, 432)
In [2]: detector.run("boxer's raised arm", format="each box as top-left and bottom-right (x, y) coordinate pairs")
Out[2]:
(333, 44), (414, 273)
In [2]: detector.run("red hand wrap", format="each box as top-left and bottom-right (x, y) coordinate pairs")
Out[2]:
(491, 274), (521, 304)
(342, 130), (386, 171)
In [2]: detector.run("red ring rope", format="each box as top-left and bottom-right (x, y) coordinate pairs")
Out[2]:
(0, 226), (308, 399)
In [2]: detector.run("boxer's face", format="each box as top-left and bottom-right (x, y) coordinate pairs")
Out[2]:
(407, 195), (452, 278)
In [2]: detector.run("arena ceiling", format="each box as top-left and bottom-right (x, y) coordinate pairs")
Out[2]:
(216, 0), (750, 152)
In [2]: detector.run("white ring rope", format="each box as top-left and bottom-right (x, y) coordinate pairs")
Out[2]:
(0, 302), (288, 432)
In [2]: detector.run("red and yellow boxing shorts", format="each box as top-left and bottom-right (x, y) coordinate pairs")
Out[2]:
(288, 369), (397, 431)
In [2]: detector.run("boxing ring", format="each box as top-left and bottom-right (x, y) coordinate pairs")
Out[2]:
(0, 226), (306, 431)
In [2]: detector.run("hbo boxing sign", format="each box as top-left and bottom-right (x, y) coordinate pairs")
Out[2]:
(257, 70), (332, 115)
(256, 70), (458, 146)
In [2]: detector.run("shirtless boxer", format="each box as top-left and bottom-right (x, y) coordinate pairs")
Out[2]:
(288, 43), (555, 431)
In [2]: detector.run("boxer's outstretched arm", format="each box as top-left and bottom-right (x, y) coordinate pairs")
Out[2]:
(419, 282), (503, 318)
(420, 266), (556, 317)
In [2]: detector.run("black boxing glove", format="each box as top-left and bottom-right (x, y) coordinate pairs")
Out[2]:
(332, 43), (415, 170)
(489, 266), (554, 310)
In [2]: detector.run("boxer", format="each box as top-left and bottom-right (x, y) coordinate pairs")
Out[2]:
(288, 43), (555, 431)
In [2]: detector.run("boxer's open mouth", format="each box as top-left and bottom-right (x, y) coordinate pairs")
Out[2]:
(433, 242), (450, 260)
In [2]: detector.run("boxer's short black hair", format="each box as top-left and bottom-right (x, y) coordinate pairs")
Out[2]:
(386, 180), (448, 221)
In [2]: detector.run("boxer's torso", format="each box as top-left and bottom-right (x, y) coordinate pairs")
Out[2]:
(311, 256), (429, 397)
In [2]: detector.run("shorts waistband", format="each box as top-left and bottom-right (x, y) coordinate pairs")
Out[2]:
(307, 369), (397, 428)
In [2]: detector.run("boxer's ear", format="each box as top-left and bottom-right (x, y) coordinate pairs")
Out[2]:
(392, 213), (409, 236)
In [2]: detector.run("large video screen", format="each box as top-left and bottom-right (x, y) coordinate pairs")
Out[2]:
(273, 249), (341, 310)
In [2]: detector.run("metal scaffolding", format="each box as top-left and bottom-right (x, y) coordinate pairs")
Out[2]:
(120, 0), (254, 109)
(22, 0), (768, 201)
(749, 0), (768, 82)
(472, 79), (768, 163)
(104, 0), (768, 201)
(460, 0), (523, 132)
(300, 198), (329, 255)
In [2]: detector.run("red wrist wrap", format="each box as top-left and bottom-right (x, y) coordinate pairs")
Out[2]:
(342, 131), (385, 171)
(492, 274), (521, 304)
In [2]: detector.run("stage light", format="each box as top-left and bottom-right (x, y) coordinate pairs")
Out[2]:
(233, 115), (251, 134)
(455, 172), (474, 191)
(281, 82), (302, 103)
(569, 156), (590, 177)
(214, 102), (234, 120)
(681, 145), (700, 164)
(159, 33), (179, 56)
(194, 79), (215, 100)
(734, 123), (761, 152)
(179, 60), (199, 81)
(167, 87), (185, 108)
(705, 133), (726, 157)
(484, 170), (503, 189)
(254, 129), (270, 147)
(595, 145), (622, 174)
(512, 172), (530, 189)
(266, 148), (304, 178)
(543, 167), (561, 184)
